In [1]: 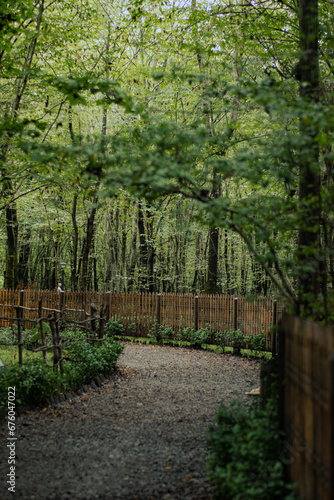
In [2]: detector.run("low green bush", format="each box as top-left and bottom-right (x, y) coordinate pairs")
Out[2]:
(206, 391), (296, 500)
(189, 326), (211, 348)
(148, 324), (175, 344)
(227, 330), (244, 355)
(105, 319), (125, 337)
(66, 336), (124, 386)
(0, 335), (123, 409)
(215, 329), (267, 355)
(0, 327), (17, 343)
(214, 331), (229, 349)
(178, 326), (194, 342)
(126, 322), (137, 336)
(246, 332), (266, 352)
(0, 359), (60, 407)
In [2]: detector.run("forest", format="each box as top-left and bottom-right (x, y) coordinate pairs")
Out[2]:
(0, 0), (331, 318)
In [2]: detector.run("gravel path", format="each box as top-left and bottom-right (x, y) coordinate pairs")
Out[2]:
(0, 342), (260, 500)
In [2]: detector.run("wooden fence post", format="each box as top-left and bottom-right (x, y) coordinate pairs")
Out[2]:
(273, 299), (277, 327)
(16, 290), (24, 366)
(105, 292), (110, 322)
(20, 290), (25, 330)
(272, 300), (278, 356)
(91, 302), (97, 337)
(278, 319), (286, 434)
(233, 297), (238, 331)
(98, 304), (104, 339)
(157, 293), (161, 326)
(48, 314), (59, 371)
(38, 299), (47, 363)
(195, 296), (199, 331)
(54, 311), (63, 372)
(59, 290), (64, 329)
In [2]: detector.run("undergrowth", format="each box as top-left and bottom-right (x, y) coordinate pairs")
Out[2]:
(206, 388), (297, 500)
(0, 331), (123, 409)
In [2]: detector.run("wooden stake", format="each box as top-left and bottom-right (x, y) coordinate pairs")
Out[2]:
(233, 297), (238, 331)
(38, 299), (47, 363)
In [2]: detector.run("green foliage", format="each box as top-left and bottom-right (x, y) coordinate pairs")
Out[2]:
(0, 359), (59, 407)
(227, 330), (246, 356)
(178, 326), (195, 342)
(148, 324), (174, 344)
(0, 0), (331, 316)
(215, 330), (267, 356)
(66, 337), (124, 386)
(22, 328), (42, 350)
(189, 326), (212, 348)
(206, 393), (297, 500)
(246, 332), (266, 352)
(214, 331), (230, 351)
(0, 327), (17, 343)
(105, 319), (125, 337)
(0, 336), (123, 408)
(126, 323), (137, 336)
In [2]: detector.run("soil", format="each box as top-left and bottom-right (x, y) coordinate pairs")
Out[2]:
(0, 342), (261, 500)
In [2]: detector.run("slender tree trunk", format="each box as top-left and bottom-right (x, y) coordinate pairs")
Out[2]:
(18, 227), (31, 287)
(127, 207), (138, 290)
(297, 0), (323, 315)
(224, 229), (230, 292)
(71, 194), (79, 290)
(4, 202), (19, 288)
(138, 201), (149, 291)
(206, 228), (219, 293)
(80, 194), (98, 291)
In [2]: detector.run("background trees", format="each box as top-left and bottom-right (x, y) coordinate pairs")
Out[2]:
(0, 0), (332, 319)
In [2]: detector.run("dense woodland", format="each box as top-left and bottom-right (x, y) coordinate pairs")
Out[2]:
(0, 0), (332, 318)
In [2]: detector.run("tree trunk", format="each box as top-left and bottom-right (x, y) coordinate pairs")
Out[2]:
(4, 201), (19, 289)
(80, 196), (98, 291)
(206, 228), (219, 293)
(297, 0), (323, 315)
(138, 201), (149, 291)
(18, 227), (31, 287)
(71, 194), (79, 291)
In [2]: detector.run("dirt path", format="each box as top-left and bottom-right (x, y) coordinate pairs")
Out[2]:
(0, 342), (260, 499)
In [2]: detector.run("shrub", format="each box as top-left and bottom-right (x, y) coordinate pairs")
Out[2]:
(0, 336), (124, 408)
(247, 332), (266, 352)
(206, 391), (296, 500)
(178, 326), (194, 342)
(126, 323), (137, 336)
(104, 319), (125, 337)
(0, 327), (17, 343)
(214, 331), (229, 350)
(148, 324), (174, 344)
(215, 330), (267, 355)
(225, 330), (244, 355)
(0, 359), (60, 407)
(189, 326), (211, 348)
(66, 337), (124, 385)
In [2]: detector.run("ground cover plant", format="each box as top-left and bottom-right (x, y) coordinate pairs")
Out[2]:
(109, 319), (268, 356)
(0, 326), (123, 409)
(206, 387), (297, 499)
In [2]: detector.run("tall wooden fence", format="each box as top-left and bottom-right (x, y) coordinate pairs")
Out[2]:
(280, 316), (334, 500)
(0, 289), (282, 337)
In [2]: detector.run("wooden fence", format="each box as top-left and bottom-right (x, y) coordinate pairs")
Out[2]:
(0, 289), (282, 337)
(0, 289), (107, 369)
(280, 316), (334, 500)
